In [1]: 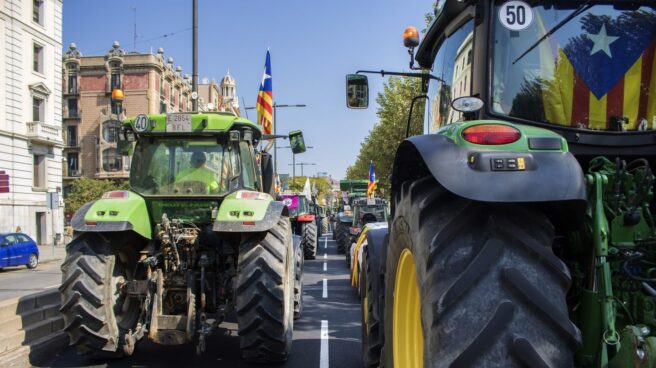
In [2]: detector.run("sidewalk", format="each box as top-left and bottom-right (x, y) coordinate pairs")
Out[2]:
(36, 245), (66, 265)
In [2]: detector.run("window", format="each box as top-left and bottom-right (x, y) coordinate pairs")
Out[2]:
(102, 148), (122, 172)
(67, 98), (78, 117)
(67, 152), (79, 176)
(33, 0), (43, 25)
(102, 120), (120, 142)
(160, 101), (167, 114)
(2, 235), (17, 245)
(111, 72), (121, 90)
(66, 125), (77, 147)
(239, 142), (256, 189)
(170, 84), (174, 106)
(33, 44), (43, 73)
(33, 97), (44, 122)
(426, 20), (475, 132)
(160, 76), (165, 97)
(33, 154), (46, 188)
(17, 234), (30, 243)
(68, 75), (77, 94)
(111, 100), (122, 115)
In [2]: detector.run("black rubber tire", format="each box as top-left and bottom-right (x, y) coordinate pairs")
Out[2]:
(321, 217), (329, 234)
(302, 222), (317, 260)
(360, 246), (383, 368)
(336, 223), (349, 254)
(59, 233), (141, 357)
(316, 218), (323, 238)
(293, 237), (304, 319)
(383, 176), (581, 368)
(26, 253), (38, 269)
(332, 221), (336, 240)
(236, 217), (295, 362)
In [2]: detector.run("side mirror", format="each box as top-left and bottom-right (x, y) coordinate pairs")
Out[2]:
(117, 140), (133, 156)
(288, 130), (306, 154)
(346, 74), (369, 109)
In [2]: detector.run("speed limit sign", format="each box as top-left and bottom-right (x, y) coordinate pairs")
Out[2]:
(499, 1), (533, 31)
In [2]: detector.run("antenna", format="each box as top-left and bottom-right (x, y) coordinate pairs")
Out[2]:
(131, 7), (137, 51)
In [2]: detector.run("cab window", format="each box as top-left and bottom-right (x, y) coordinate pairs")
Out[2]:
(239, 141), (256, 190)
(426, 19), (475, 132)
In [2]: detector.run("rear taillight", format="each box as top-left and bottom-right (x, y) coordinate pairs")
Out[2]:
(461, 124), (521, 145)
(102, 190), (129, 199)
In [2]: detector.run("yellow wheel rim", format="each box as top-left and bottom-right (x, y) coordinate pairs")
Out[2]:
(363, 284), (369, 332)
(393, 249), (423, 368)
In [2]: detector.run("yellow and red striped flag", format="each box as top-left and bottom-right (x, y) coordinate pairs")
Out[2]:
(256, 51), (273, 134)
(367, 161), (377, 198)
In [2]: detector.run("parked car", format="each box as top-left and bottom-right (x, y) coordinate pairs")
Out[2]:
(0, 233), (39, 269)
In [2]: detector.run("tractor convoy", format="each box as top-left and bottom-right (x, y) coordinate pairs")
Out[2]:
(56, 0), (656, 367)
(345, 1), (656, 367)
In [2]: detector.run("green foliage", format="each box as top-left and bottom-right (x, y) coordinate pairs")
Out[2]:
(345, 77), (424, 196)
(287, 176), (333, 203)
(65, 177), (129, 215)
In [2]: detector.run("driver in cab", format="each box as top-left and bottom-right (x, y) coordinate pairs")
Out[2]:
(175, 151), (220, 193)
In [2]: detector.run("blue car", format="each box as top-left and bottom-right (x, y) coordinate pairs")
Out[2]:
(0, 233), (39, 269)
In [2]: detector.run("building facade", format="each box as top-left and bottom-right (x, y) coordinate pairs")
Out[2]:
(62, 43), (240, 198)
(0, 0), (64, 244)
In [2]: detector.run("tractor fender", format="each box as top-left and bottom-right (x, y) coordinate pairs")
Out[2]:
(364, 228), (389, 327)
(71, 192), (152, 240)
(392, 134), (587, 218)
(337, 213), (353, 225)
(213, 200), (289, 233)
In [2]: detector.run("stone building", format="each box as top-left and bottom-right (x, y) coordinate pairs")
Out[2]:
(61, 43), (240, 197)
(0, 0), (64, 244)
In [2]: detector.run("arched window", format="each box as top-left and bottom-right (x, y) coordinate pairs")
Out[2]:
(102, 148), (122, 172)
(102, 120), (121, 142)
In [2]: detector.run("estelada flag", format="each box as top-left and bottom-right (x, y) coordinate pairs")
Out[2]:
(367, 161), (377, 198)
(256, 51), (273, 134)
(539, 10), (656, 131)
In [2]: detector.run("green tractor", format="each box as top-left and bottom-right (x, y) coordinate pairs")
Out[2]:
(59, 112), (305, 362)
(344, 197), (389, 267)
(281, 193), (318, 259)
(348, 1), (656, 367)
(334, 180), (368, 251)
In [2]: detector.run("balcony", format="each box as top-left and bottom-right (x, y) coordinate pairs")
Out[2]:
(67, 169), (83, 178)
(26, 121), (63, 145)
(64, 87), (79, 96)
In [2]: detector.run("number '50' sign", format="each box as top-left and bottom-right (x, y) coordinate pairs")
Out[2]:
(499, 1), (534, 31)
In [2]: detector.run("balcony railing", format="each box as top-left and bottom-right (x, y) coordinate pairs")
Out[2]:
(26, 121), (63, 145)
(67, 169), (82, 177)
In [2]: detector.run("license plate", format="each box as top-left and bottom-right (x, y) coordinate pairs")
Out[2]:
(166, 113), (192, 132)
(367, 198), (376, 206)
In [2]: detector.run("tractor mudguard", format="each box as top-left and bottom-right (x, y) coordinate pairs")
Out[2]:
(337, 213), (353, 225)
(213, 195), (288, 232)
(71, 192), (152, 239)
(393, 133), (587, 210)
(364, 228), (389, 324)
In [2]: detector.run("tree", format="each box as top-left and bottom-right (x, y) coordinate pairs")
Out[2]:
(345, 77), (424, 197)
(287, 176), (333, 204)
(65, 177), (129, 215)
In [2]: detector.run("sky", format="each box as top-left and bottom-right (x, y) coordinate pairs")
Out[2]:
(63, 0), (432, 180)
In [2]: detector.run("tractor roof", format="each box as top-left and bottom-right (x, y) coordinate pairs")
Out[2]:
(123, 112), (261, 140)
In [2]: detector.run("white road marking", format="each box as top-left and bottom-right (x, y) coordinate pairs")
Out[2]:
(322, 278), (328, 298)
(320, 320), (329, 368)
(323, 262), (327, 272)
(324, 237), (328, 249)
(323, 253), (327, 259)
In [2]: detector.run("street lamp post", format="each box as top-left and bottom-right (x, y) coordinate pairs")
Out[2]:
(277, 145), (313, 186)
(289, 162), (316, 177)
(245, 103), (306, 174)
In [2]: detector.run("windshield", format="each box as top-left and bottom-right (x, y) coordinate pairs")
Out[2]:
(492, 2), (656, 132)
(353, 205), (388, 227)
(129, 138), (242, 196)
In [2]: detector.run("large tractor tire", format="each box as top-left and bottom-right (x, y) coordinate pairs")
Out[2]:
(236, 217), (295, 362)
(302, 222), (318, 260)
(384, 176), (581, 368)
(293, 237), (304, 319)
(321, 217), (329, 235)
(336, 224), (349, 254)
(360, 246), (383, 368)
(59, 233), (141, 357)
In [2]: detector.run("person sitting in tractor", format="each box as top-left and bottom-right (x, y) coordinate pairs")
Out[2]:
(175, 151), (220, 193)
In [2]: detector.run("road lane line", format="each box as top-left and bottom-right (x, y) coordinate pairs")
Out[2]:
(320, 320), (329, 368)
(323, 253), (327, 259)
(322, 278), (327, 298)
(324, 237), (327, 249)
(323, 262), (327, 272)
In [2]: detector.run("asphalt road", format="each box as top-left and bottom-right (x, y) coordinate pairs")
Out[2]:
(40, 234), (364, 368)
(0, 260), (62, 301)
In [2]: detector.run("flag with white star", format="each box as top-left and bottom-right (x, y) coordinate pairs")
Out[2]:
(539, 8), (656, 130)
(256, 50), (273, 134)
